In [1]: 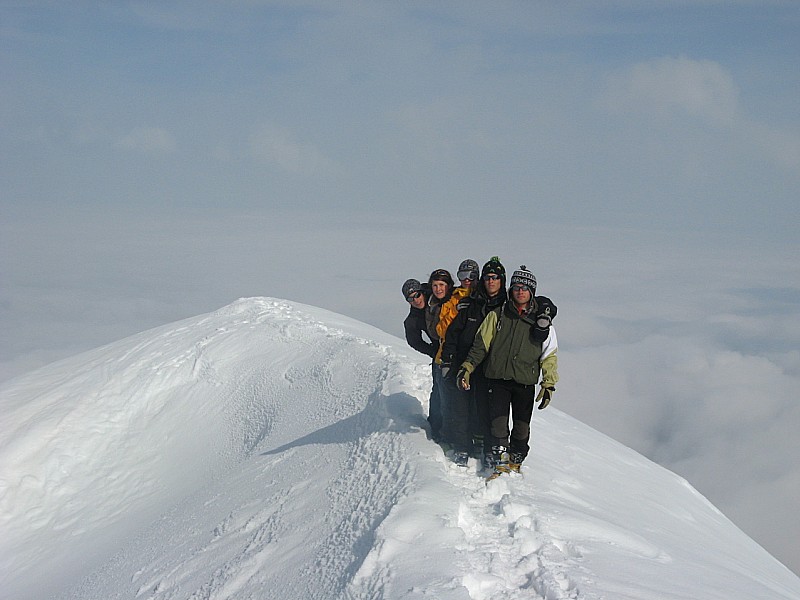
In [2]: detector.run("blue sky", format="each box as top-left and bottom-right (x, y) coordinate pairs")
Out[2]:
(3, 2), (799, 232)
(2, 0), (799, 578)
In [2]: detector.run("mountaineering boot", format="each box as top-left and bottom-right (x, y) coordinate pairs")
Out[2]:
(482, 451), (495, 471)
(453, 451), (469, 467)
(486, 445), (514, 482)
(508, 452), (525, 473)
(491, 445), (509, 469)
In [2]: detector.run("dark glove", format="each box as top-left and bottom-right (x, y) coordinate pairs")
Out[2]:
(456, 368), (471, 391)
(536, 385), (554, 410)
(529, 306), (553, 343)
(535, 312), (552, 330)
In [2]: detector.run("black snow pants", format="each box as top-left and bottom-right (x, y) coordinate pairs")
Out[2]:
(486, 378), (536, 459)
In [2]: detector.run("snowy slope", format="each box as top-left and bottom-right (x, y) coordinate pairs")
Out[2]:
(1, 298), (798, 600)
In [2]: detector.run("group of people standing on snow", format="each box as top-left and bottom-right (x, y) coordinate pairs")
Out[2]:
(402, 257), (559, 477)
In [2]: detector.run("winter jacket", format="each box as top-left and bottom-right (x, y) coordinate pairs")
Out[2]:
(461, 297), (559, 387)
(404, 303), (437, 359)
(440, 287), (507, 368)
(436, 287), (470, 345)
(424, 292), (447, 343)
(426, 286), (470, 364)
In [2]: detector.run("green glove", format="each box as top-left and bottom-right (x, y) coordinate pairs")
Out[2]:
(456, 367), (471, 391)
(536, 385), (554, 410)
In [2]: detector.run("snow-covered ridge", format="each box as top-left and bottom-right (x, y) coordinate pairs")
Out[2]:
(1, 298), (798, 600)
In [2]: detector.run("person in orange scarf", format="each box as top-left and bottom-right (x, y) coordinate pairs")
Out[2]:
(427, 261), (475, 465)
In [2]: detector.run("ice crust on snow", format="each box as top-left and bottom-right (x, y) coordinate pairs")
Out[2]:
(1, 297), (798, 600)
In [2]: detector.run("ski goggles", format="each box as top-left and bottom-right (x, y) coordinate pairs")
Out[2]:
(406, 291), (422, 302)
(457, 270), (478, 281)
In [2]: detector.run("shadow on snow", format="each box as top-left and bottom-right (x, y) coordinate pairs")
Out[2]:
(260, 392), (428, 457)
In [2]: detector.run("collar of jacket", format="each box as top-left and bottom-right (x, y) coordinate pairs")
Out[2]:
(503, 297), (538, 323)
(485, 289), (506, 308)
(427, 290), (452, 307)
(471, 286), (506, 305)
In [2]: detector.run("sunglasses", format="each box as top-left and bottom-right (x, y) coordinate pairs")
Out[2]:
(406, 291), (422, 302)
(483, 274), (501, 281)
(510, 285), (530, 293)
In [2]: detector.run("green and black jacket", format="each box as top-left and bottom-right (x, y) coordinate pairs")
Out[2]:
(461, 299), (558, 388)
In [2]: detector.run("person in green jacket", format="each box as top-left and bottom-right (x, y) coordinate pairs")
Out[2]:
(456, 265), (558, 473)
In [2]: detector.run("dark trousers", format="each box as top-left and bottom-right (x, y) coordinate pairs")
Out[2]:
(470, 368), (490, 449)
(441, 374), (471, 453)
(487, 378), (536, 458)
(427, 364), (445, 441)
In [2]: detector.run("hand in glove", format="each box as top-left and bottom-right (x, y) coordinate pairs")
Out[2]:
(536, 385), (554, 410)
(456, 368), (471, 391)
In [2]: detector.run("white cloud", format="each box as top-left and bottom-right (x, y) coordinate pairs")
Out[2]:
(116, 127), (177, 154)
(562, 312), (800, 572)
(604, 55), (740, 124)
(248, 123), (341, 176)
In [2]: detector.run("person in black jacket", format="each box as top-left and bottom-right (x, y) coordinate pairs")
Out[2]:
(403, 279), (437, 359)
(401, 278), (441, 441)
(441, 256), (507, 468)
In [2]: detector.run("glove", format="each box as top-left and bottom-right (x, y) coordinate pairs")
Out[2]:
(534, 312), (552, 331)
(536, 385), (554, 410)
(456, 368), (471, 391)
(441, 364), (451, 378)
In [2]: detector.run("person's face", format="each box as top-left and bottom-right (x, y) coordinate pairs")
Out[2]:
(459, 275), (476, 290)
(407, 291), (426, 309)
(510, 284), (531, 306)
(431, 280), (449, 299)
(482, 274), (502, 297)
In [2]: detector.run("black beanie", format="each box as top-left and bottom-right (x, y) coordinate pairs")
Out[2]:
(481, 256), (506, 282)
(510, 265), (536, 294)
(428, 268), (455, 289)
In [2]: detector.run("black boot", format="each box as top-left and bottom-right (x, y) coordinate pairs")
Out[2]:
(490, 445), (509, 469)
(509, 452), (525, 473)
(453, 451), (469, 467)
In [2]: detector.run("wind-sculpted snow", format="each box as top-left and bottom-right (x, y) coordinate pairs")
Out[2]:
(1, 298), (798, 600)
